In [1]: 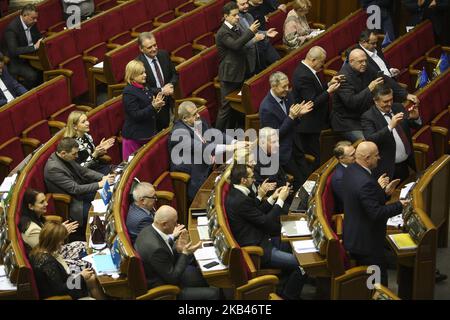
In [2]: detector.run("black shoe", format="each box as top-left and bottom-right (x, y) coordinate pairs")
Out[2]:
(435, 270), (448, 283)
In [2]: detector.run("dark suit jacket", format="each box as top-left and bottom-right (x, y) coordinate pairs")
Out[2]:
(342, 163), (403, 258)
(122, 84), (158, 140)
(168, 118), (232, 200)
(225, 185), (286, 264)
(292, 62), (330, 133)
(136, 51), (178, 91)
(44, 152), (103, 223)
(259, 91), (298, 165)
(361, 103), (420, 179)
(216, 23), (255, 83)
(126, 203), (154, 244)
(331, 163), (346, 213)
(4, 17), (41, 64)
(253, 147), (287, 188)
(331, 62), (408, 132)
(135, 224), (190, 289)
(357, 44), (391, 75)
(0, 65), (27, 106)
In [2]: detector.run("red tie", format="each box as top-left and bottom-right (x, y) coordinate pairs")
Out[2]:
(152, 59), (164, 87)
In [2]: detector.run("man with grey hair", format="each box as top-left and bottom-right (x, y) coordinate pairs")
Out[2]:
(136, 32), (178, 131)
(259, 71), (313, 190)
(169, 101), (247, 200)
(331, 48), (419, 142)
(292, 46), (343, 169)
(135, 205), (219, 299)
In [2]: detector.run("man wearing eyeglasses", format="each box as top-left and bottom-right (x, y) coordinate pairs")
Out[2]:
(126, 182), (184, 244)
(357, 29), (400, 78)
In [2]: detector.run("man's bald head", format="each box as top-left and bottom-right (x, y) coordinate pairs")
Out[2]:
(304, 46), (327, 71)
(355, 141), (380, 170)
(349, 48), (368, 73)
(154, 205), (178, 234)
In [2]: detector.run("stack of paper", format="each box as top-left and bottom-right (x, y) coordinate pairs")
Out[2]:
(387, 214), (404, 227)
(292, 240), (318, 254)
(91, 199), (108, 213)
(0, 174), (17, 193)
(92, 252), (119, 275)
(194, 246), (218, 261)
(197, 216), (208, 226)
(197, 225), (210, 240)
(281, 220), (312, 237)
(389, 233), (417, 250)
(400, 182), (415, 199)
(0, 266), (16, 291)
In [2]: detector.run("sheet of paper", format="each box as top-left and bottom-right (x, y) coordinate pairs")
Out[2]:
(400, 182), (415, 199)
(194, 246), (218, 261)
(197, 216), (208, 226)
(292, 239), (318, 254)
(197, 225), (211, 240)
(0, 265), (6, 277)
(303, 180), (316, 195)
(91, 199), (108, 213)
(0, 276), (17, 291)
(0, 174), (17, 192)
(93, 61), (104, 69)
(199, 258), (227, 272)
(387, 214), (404, 227)
(281, 219), (311, 237)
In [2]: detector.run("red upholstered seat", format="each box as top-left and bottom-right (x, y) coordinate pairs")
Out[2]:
(99, 9), (132, 45)
(331, 25), (354, 56)
(89, 108), (121, 163)
(44, 30), (78, 69)
(74, 18), (104, 57)
(182, 10), (208, 44)
(36, 0), (65, 33)
(266, 8), (288, 46)
(38, 77), (73, 121)
(105, 43), (140, 84)
(59, 55), (89, 98)
(94, 0), (117, 12)
(248, 76), (271, 113)
(315, 32), (337, 60)
(120, 0), (148, 32)
(10, 95), (44, 135)
(220, 182), (232, 231)
(413, 125), (436, 166)
(437, 72), (450, 109)
(0, 138), (25, 174)
(415, 21), (435, 56)
(173, 0), (197, 15)
(177, 56), (206, 97)
(0, 108), (16, 146)
(202, 0), (224, 32)
(22, 120), (52, 146)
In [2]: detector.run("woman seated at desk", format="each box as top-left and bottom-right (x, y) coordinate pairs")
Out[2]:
(19, 188), (89, 272)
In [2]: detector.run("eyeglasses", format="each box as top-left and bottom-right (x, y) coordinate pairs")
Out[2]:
(143, 195), (158, 200)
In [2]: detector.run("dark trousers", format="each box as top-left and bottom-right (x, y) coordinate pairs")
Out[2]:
(156, 97), (173, 132)
(394, 160), (410, 183)
(9, 60), (41, 90)
(351, 253), (388, 287)
(297, 132), (321, 170)
(256, 40), (280, 72)
(216, 81), (243, 131)
(178, 265), (220, 300)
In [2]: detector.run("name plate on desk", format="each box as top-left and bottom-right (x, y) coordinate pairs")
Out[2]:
(191, 208), (207, 217)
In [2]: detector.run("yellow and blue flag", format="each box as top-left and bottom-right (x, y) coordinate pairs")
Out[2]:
(433, 52), (449, 78)
(381, 32), (392, 48)
(416, 67), (429, 89)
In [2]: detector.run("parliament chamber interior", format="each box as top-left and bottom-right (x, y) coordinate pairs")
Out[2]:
(0, 0), (449, 301)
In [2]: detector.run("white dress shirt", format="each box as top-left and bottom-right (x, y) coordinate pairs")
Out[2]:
(360, 46), (392, 77)
(152, 224), (173, 254)
(379, 108), (409, 164)
(20, 16), (33, 46)
(0, 78), (15, 103)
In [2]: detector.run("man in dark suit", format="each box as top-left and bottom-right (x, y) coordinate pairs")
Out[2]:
(292, 46), (342, 169)
(0, 53), (27, 107)
(135, 205), (219, 300)
(44, 138), (115, 226)
(215, 1), (259, 131)
(357, 29), (400, 78)
(259, 71), (313, 190)
(136, 32), (178, 132)
(168, 101), (245, 201)
(331, 48), (419, 142)
(362, 84), (422, 182)
(226, 164), (307, 300)
(4, 4), (42, 89)
(342, 141), (407, 285)
(331, 141), (356, 213)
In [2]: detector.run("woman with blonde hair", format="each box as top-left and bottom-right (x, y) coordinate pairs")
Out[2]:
(65, 110), (115, 175)
(30, 221), (106, 299)
(122, 59), (165, 159)
(283, 0), (317, 50)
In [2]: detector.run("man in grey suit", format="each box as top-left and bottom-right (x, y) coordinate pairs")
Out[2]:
(215, 1), (260, 131)
(135, 205), (219, 300)
(44, 138), (115, 226)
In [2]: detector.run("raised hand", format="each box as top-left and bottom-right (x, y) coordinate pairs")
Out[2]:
(385, 179), (401, 196)
(249, 20), (261, 33)
(266, 28), (278, 38)
(152, 92), (166, 110)
(172, 224), (186, 239)
(369, 77), (384, 91)
(389, 112), (404, 129)
(182, 241), (202, 255)
(62, 220), (79, 234)
(377, 173), (389, 189)
(327, 81), (341, 93)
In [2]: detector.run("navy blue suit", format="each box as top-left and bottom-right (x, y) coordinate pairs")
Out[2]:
(331, 163), (346, 213)
(342, 162), (403, 284)
(122, 84), (159, 140)
(0, 65), (27, 106)
(259, 91), (310, 189)
(126, 203), (154, 245)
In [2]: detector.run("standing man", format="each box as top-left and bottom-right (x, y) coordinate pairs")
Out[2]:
(136, 32), (179, 132)
(361, 84), (421, 181)
(0, 53), (27, 107)
(342, 141), (407, 285)
(331, 141), (356, 213)
(259, 71), (314, 190)
(4, 4), (43, 89)
(292, 46), (342, 169)
(215, 1), (259, 131)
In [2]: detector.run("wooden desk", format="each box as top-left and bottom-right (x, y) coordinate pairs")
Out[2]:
(280, 214), (312, 242)
(226, 90), (245, 114)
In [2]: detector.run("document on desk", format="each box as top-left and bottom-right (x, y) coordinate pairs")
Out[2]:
(197, 216), (208, 226)
(199, 258), (227, 272)
(0, 173), (17, 192)
(194, 246), (218, 261)
(400, 182), (415, 199)
(0, 275), (17, 291)
(91, 199), (108, 213)
(197, 225), (211, 240)
(292, 240), (318, 254)
(92, 253), (119, 275)
(281, 220), (311, 237)
(387, 214), (404, 227)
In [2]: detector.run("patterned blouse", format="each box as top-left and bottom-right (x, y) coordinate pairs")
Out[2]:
(283, 9), (311, 50)
(75, 133), (98, 168)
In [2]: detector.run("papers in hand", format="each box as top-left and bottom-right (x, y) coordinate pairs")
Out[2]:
(400, 182), (415, 199)
(281, 219), (311, 237)
(292, 239), (318, 254)
(389, 233), (417, 250)
(387, 214), (404, 227)
(309, 29), (325, 37)
(194, 246), (218, 261)
(0, 174), (17, 192)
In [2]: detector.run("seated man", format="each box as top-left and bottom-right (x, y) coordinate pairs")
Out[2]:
(135, 205), (219, 300)
(4, 4), (43, 89)
(44, 137), (115, 226)
(127, 182), (184, 245)
(0, 53), (27, 107)
(331, 141), (356, 213)
(168, 101), (246, 201)
(226, 164), (307, 300)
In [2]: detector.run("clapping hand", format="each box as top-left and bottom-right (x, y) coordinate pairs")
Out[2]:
(266, 28), (278, 38)
(62, 220), (79, 234)
(172, 224), (186, 239)
(385, 179), (401, 196)
(152, 92), (166, 111)
(257, 178), (277, 198)
(377, 173), (389, 189)
(249, 20), (261, 33)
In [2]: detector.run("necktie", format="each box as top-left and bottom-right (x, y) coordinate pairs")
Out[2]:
(25, 27), (33, 46)
(168, 237), (174, 247)
(279, 99), (287, 115)
(233, 26), (242, 36)
(194, 127), (206, 144)
(152, 59), (164, 87)
(384, 112), (412, 155)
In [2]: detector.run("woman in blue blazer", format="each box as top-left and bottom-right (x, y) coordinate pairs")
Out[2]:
(122, 60), (165, 159)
